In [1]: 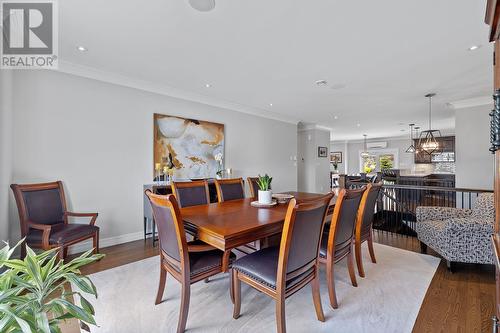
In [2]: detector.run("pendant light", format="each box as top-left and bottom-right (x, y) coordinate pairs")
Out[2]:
(414, 126), (421, 153)
(360, 134), (370, 158)
(418, 93), (441, 155)
(405, 123), (416, 153)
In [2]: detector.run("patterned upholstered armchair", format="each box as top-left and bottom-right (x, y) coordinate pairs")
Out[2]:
(416, 193), (495, 268)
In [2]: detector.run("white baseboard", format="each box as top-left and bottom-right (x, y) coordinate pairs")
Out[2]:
(67, 231), (145, 255)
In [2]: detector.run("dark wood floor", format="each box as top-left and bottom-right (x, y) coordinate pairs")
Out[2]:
(71, 231), (495, 333)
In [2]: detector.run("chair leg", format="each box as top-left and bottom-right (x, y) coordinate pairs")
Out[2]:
(367, 235), (376, 263)
(143, 217), (147, 242)
(326, 257), (338, 309)
(232, 270), (241, 319)
(63, 247), (68, 258)
(93, 232), (99, 255)
(419, 241), (427, 254)
(275, 294), (286, 333)
(20, 242), (27, 259)
(177, 282), (190, 333)
(311, 269), (325, 322)
(204, 278), (210, 283)
(355, 239), (365, 278)
(347, 250), (358, 287)
(155, 268), (167, 305)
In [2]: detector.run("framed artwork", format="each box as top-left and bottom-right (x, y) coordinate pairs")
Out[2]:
(318, 146), (328, 158)
(330, 152), (342, 164)
(154, 113), (225, 179)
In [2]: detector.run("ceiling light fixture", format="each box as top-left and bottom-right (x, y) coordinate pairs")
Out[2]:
(405, 123), (416, 153)
(188, 0), (215, 12)
(418, 93), (441, 155)
(76, 46), (87, 52)
(205, 83), (211, 88)
(356, 123), (361, 127)
(468, 45), (481, 51)
(360, 134), (370, 158)
(333, 115), (338, 120)
(269, 103), (273, 107)
(315, 80), (328, 86)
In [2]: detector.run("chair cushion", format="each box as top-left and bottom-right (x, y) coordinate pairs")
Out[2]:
(232, 247), (314, 290)
(27, 223), (99, 245)
(189, 248), (235, 276)
(471, 193), (495, 219)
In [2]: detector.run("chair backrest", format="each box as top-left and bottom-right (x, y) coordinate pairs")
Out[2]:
(356, 182), (382, 237)
(247, 177), (260, 198)
(215, 178), (245, 202)
(277, 193), (334, 283)
(10, 181), (67, 237)
(326, 188), (365, 251)
(145, 191), (189, 273)
(471, 192), (495, 219)
(171, 180), (210, 208)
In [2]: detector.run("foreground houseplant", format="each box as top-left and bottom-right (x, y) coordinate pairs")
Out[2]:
(257, 174), (273, 204)
(0, 241), (104, 333)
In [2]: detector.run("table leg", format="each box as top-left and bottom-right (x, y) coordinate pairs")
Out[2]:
(222, 250), (231, 272)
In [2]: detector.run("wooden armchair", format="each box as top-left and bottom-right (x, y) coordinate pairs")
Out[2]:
(10, 181), (99, 260)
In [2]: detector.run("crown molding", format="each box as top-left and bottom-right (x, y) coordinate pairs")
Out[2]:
(297, 123), (332, 133)
(56, 61), (300, 125)
(447, 96), (492, 109)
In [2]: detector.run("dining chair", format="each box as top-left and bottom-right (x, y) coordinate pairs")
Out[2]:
(231, 193), (334, 333)
(355, 182), (382, 277)
(246, 177), (260, 198)
(215, 178), (245, 202)
(10, 181), (99, 260)
(145, 190), (235, 333)
(171, 180), (210, 208)
(320, 187), (365, 309)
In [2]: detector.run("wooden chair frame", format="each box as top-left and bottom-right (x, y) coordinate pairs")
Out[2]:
(232, 193), (333, 333)
(214, 178), (245, 203)
(354, 182), (382, 277)
(10, 181), (98, 260)
(145, 191), (228, 333)
(246, 177), (260, 198)
(171, 180), (210, 208)
(320, 187), (365, 309)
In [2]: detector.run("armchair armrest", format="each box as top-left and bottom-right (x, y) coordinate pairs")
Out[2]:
(64, 212), (98, 226)
(187, 241), (216, 253)
(444, 217), (495, 234)
(416, 206), (472, 222)
(27, 221), (52, 249)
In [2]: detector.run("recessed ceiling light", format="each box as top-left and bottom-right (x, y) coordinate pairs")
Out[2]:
(333, 115), (338, 120)
(269, 103), (273, 107)
(468, 45), (481, 51)
(205, 83), (211, 88)
(189, 0), (216, 12)
(76, 46), (87, 52)
(315, 80), (328, 86)
(356, 123), (361, 127)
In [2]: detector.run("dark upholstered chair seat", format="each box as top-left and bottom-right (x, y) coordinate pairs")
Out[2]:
(189, 249), (236, 276)
(319, 232), (351, 259)
(232, 247), (314, 290)
(27, 223), (99, 245)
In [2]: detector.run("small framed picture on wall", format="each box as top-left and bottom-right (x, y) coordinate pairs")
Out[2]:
(318, 146), (328, 157)
(330, 152), (342, 164)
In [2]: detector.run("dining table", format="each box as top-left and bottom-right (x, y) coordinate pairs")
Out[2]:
(180, 191), (336, 272)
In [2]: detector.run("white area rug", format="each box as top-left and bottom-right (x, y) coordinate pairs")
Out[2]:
(80, 243), (439, 333)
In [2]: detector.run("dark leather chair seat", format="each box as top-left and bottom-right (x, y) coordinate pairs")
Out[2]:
(232, 247), (314, 290)
(27, 223), (99, 245)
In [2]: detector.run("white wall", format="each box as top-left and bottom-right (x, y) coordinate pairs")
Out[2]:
(9, 70), (298, 245)
(0, 71), (13, 241)
(455, 105), (494, 190)
(297, 127), (330, 193)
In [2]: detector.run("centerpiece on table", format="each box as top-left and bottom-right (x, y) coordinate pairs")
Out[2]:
(257, 174), (273, 204)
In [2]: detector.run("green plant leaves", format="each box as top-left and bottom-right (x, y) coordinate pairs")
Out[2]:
(257, 174), (273, 191)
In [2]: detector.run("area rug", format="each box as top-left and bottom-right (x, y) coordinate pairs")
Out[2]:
(78, 243), (440, 333)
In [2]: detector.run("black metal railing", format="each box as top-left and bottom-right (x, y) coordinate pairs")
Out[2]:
(345, 181), (493, 236)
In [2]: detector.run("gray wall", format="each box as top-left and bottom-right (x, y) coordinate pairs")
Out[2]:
(297, 128), (330, 193)
(0, 71), (13, 241)
(8, 70), (298, 246)
(455, 105), (494, 190)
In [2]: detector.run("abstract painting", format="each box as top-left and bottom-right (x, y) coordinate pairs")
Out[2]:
(153, 113), (225, 179)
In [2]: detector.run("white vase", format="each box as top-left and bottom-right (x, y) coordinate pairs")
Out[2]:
(258, 190), (273, 204)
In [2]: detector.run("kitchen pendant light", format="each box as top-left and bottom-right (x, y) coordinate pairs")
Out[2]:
(418, 93), (441, 155)
(360, 134), (370, 158)
(405, 123), (416, 153)
(414, 127), (421, 153)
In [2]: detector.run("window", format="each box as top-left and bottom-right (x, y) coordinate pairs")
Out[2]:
(359, 149), (399, 173)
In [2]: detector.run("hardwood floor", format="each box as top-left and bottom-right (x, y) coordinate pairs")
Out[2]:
(68, 231), (495, 332)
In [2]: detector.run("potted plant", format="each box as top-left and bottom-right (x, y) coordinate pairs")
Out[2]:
(0, 240), (104, 332)
(257, 174), (273, 204)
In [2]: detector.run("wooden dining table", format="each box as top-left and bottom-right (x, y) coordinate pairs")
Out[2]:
(180, 191), (335, 271)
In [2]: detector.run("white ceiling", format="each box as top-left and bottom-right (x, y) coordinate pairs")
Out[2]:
(59, 0), (492, 140)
